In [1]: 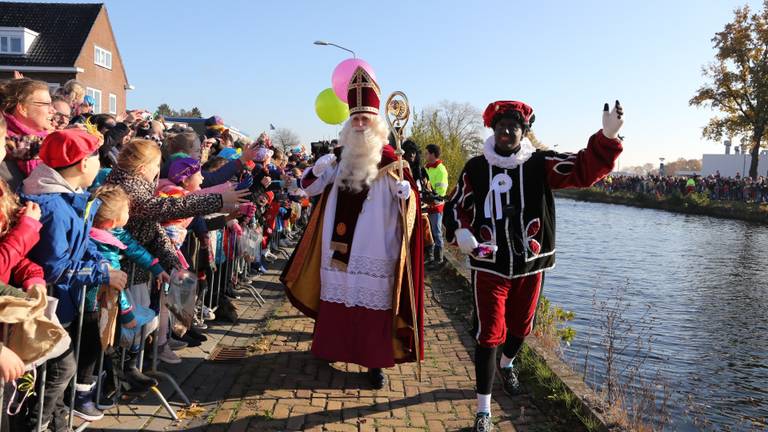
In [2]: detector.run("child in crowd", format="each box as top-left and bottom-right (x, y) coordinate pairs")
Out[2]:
(88, 185), (168, 396)
(21, 128), (128, 430)
(104, 139), (248, 364)
(157, 157), (204, 269)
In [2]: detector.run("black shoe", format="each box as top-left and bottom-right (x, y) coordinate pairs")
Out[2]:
(124, 365), (157, 393)
(367, 368), (386, 390)
(224, 288), (241, 300)
(473, 412), (493, 432)
(497, 366), (520, 395)
(177, 332), (202, 347)
(186, 327), (207, 342)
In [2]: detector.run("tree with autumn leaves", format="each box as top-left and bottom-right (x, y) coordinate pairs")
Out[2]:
(691, 1), (768, 178)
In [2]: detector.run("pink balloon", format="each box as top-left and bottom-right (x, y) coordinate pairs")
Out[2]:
(331, 58), (376, 103)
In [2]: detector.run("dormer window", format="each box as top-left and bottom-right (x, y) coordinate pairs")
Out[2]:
(0, 27), (38, 55)
(94, 45), (112, 69)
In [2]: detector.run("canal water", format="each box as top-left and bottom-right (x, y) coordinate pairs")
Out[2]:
(546, 198), (768, 431)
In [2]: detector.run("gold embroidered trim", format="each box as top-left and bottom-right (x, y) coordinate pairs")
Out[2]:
(329, 241), (348, 254)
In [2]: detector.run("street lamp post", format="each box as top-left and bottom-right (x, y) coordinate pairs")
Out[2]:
(313, 40), (356, 58)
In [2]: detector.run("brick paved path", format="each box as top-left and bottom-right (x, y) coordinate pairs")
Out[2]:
(90, 258), (566, 431)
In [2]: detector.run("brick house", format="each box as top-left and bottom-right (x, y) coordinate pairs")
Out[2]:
(0, 2), (130, 115)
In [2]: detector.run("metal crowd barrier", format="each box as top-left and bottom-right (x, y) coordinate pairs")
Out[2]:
(14, 220), (274, 432)
(88, 264), (191, 426)
(229, 227), (266, 306)
(129, 264), (189, 420)
(68, 285), (89, 432)
(202, 226), (267, 312)
(0, 324), (6, 430)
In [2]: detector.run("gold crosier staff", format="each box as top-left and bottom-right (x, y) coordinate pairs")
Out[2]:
(385, 92), (422, 380)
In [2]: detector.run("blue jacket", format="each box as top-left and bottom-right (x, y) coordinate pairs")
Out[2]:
(90, 227), (164, 324)
(21, 165), (110, 324)
(202, 159), (243, 188)
(97, 227), (165, 276)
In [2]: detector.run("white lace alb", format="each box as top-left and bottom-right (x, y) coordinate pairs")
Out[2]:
(320, 254), (396, 310)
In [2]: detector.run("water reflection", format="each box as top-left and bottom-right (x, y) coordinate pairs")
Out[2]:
(548, 198), (768, 431)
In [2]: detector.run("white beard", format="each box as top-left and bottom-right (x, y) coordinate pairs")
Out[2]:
(336, 115), (388, 193)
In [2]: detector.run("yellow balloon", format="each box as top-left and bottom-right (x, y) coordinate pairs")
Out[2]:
(315, 88), (349, 125)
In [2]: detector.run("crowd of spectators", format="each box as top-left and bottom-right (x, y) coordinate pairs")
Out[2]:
(0, 76), (312, 431)
(595, 171), (768, 203)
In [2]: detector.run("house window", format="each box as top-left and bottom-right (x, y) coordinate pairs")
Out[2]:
(94, 45), (112, 69)
(108, 93), (117, 115)
(86, 87), (102, 114)
(0, 27), (37, 55)
(0, 36), (22, 54)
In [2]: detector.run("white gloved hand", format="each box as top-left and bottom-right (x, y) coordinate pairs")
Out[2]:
(455, 228), (479, 254)
(312, 153), (337, 176)
(601, 100), (624, 139)
(395, 180), (411, 200)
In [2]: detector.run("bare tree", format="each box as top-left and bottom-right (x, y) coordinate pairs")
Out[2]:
(432, 101), (484, 156)
(409, 101), (484, 186)
(272, 127), (301, 153)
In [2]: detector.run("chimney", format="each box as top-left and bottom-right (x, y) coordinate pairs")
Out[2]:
(724, 139), (731, 155)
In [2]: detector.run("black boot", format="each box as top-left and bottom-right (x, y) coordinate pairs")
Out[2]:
(123, 351), (157, 393)
(367, 368), (386, 390)
(424, 246), (434, 265)
(434, 246), (444, 266)
(95, 368), (116, 410)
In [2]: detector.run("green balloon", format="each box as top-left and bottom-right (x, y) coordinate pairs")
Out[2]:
(315, 88), (349, 125)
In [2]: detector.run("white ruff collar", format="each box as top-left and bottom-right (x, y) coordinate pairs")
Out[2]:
(482, 135), (535, 169)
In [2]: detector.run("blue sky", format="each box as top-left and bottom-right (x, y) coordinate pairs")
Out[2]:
(86, 0), (760, 166)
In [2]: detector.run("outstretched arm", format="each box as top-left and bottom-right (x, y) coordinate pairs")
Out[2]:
(301, 154), (338, 196)
(546, 101), (624, 189)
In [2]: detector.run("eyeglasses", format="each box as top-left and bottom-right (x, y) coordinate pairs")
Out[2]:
(26, 100), (52, 108)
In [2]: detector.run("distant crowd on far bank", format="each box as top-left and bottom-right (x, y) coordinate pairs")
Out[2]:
(595, 173), (768, 204)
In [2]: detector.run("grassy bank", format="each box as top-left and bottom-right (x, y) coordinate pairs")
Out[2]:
(438, 248), (620, 431)
(555, 188), (768, 224)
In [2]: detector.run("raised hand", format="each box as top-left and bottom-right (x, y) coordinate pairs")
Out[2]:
(221, 189), (251, 209)
(602, 100), (624, 140)
(312, 154), (337, 176)
(236, 174), (254, 191)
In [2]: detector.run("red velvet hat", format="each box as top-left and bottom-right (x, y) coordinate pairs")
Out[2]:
(482, 101), (535, 128)
(39, 129), (101, 169)
(347, 67), (381, 115)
